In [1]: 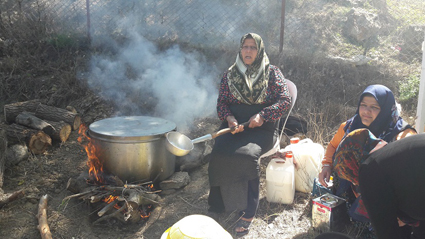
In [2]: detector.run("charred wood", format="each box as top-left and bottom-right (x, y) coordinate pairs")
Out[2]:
(5, 124), (51, 155)
(3, 99), (44, 124)
(93, 204), (127, 225)
(15, 111), (55, 136)
(97, 198), (119, 217)
(35, 104), (81, 131)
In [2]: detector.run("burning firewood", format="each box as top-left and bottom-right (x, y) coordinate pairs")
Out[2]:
(4, 123), (52, 155)
(65, 174), (161, 225)
(34, 104), (81, 131)
(97, 198), (119, 217)
(3, 99), (44, 124)
(37, 194), (52, 239)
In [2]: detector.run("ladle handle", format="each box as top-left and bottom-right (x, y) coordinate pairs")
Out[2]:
(211, 121), (250, 139)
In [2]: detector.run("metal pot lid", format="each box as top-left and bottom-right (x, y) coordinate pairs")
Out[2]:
(88, 116), (176, 140)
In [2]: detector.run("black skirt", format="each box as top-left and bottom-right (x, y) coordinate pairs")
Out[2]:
(208, 103), (278, 211)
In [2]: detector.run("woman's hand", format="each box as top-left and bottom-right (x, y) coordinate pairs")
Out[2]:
(249, 114), (264, 128)
(226, 116), (244, 134)
(318, 166), (332, 187)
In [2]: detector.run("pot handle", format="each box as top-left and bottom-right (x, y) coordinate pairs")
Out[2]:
(211, 121), (250, 139)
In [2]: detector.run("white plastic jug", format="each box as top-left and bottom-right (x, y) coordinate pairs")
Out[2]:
(266, 153), (295, 204)
(284, 138), (324, 193)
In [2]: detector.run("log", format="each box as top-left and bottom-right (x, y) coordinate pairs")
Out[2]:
(35, 104), (81, 131)
(3, 99), (43, 124)
(93, 204), (127, 225)
(15, 112), (54, 136)
(5, 124), (52, 154)
(37, 194), (53, 239)
(0, 190), (25, 208)
(0, 128), (6, 188)
(44, 120), (71, 143)
(97, 198), (119, 217)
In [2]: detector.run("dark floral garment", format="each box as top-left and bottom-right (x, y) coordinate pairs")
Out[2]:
(217, 65), (291, 122)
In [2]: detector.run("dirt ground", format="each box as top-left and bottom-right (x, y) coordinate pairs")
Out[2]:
(0, 99), (322, 239)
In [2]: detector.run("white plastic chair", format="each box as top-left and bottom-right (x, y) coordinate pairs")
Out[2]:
(260, 79), (298, 159)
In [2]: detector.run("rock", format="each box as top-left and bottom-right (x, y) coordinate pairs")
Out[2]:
(159, 171), (190, 190)
(6, 144), (29, 166)
(343, 8), (381, 43)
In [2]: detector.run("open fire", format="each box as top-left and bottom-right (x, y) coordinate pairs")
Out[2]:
(63, 124), (161, 225)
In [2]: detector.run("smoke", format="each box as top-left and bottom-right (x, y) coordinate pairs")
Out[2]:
(77, 0), (281, 132)
(83, 28), (220, 132)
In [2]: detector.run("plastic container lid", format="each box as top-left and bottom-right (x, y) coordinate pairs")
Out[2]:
(290, 137), (300, 144)
(160, 214), (232, 239)
(286, 152), (293, 158)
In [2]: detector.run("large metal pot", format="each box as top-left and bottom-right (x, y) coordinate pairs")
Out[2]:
(87, 116), (176, 183)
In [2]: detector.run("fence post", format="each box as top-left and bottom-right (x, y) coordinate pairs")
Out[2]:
(279, 0), (286, 53)
(86, 0), (91, 44)
(416, 31), (425, 133)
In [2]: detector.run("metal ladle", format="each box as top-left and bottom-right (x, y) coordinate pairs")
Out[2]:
(165, 122), (249, 156)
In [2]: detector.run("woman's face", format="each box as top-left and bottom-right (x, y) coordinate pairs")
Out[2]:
(241, 38), (258, 66)
(359, 95), (381, 127)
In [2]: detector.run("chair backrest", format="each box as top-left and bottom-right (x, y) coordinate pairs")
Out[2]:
(259, 79), (297, 159)
(279, 79), (298, 139)
(287, 79), (297, 108)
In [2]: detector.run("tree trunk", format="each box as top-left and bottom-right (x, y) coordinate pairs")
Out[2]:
(35, 104), (81, 131)
(5, 124), (51, 154)
(3, 99), (43, 124)
(44, 120), (72, 143)
(15, 111), (54, 135)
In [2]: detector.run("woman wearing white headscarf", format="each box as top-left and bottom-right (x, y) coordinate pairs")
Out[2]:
(207, 33), (291, 237)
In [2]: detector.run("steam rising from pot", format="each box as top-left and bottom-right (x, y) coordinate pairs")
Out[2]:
(81, 30), (219, 133)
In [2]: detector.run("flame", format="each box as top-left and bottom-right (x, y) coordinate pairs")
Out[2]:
(140, 205), (152, 218)
(103, 195), (117, 203)
(78, 124), (105, 184)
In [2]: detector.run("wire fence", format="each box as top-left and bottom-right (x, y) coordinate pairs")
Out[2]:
(1, 0), (424, 82)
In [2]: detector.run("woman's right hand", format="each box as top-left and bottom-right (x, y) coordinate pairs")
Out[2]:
(226, 116), (244, 134)
(318, 166), (332, 187)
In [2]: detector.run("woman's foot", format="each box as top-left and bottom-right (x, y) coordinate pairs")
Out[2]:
(235, 217), (253, 237)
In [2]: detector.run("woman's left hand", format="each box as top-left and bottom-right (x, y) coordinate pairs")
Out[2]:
(249, 114), (264, 128)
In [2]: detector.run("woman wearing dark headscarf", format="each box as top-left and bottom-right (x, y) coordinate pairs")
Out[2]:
(318, 84), (416, 223)
(333, 129), (425, 239)
(207, 33), (291, 236)
(359, 133), (425, 239)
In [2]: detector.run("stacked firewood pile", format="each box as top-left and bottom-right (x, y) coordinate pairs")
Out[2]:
(2, 99), (81, 155)
(0, 99), (81, 224)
